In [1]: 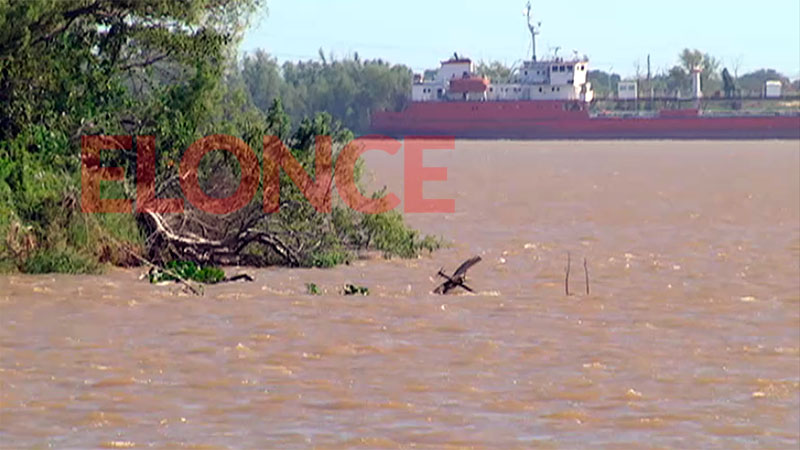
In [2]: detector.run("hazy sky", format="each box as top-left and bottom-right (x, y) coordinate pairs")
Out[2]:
(240, 0), (800, 79)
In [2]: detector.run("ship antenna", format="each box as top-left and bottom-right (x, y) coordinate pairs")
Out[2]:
(525, 2), (541, 61)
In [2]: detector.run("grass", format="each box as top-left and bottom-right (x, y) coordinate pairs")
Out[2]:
(22, 247), (100, 274)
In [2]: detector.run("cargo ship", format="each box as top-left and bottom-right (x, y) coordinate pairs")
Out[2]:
(370, 3), (800, 139)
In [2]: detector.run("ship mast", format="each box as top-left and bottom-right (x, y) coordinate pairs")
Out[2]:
(525, 1), (541, 61)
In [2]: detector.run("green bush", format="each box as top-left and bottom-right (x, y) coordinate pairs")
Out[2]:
(150, 260), (226, 285)
(308, 249), (351, 268)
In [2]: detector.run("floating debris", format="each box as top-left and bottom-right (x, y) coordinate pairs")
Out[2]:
(306, 283), (321, 295)
(343, 284), (369, 296)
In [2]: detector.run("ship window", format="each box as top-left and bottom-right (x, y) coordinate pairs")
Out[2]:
(567, 65), (573, 71)
(551, 87), (555, 92)
(524, 71), (528, 75)
(559, 65), (565, 71)
(552, 65), (557, 71)
(538, 87), (542, 92)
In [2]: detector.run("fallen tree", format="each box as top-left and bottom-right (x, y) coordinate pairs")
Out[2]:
(137, 107), (440, 269)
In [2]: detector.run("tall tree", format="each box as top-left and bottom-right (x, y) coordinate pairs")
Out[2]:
(0, 0), (262, 142)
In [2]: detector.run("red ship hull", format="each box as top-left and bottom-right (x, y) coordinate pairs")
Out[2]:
(371, 101), (800, 139)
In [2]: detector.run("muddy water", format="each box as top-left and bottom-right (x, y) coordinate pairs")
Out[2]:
(1, 141), (798, 448)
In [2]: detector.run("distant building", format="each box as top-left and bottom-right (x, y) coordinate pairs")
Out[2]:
(765, 80), (782, 98)
(617, 81), (637, 100)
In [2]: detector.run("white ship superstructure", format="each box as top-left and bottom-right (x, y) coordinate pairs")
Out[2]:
(411, 2), (594, 104)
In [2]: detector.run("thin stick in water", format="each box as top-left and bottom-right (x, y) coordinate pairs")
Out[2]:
(565, 252), (571, 296)
(584, 257), (590, 295)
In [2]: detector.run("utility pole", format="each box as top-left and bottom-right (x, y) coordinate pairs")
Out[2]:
(647, 54), (652, 107)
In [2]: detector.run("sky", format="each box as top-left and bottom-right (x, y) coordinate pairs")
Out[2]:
(240, 0), (800, 79)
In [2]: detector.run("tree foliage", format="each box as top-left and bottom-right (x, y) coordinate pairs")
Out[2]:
(475, 61), (513, 84)
(0, 1), (440, 273)
(239, 50), (412, 134)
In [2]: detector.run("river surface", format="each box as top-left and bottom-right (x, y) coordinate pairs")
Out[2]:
(1, 141), (799, 448)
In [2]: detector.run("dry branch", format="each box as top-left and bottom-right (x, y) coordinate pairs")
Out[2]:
(143, 211), (301, 267)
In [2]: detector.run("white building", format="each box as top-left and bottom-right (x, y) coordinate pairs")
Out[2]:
(765, 80), (782, 98)
(617, 81), (638, 100)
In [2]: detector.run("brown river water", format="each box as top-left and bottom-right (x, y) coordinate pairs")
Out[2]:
(1, 141), (799, 448)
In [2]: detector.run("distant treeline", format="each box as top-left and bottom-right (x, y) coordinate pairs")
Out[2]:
(235, 50), (412, 135)
(233, 48), (798, 133)
(472, 49), (799, 100)
(583, 50), (799, 99)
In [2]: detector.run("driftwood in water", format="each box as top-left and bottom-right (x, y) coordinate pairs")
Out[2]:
(434, 256), (482, 294)
(226, 274), (255, 283)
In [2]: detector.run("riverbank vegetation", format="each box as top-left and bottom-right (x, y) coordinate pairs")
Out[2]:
(0, 1), (438, 274)
(1, 3), (794, 274)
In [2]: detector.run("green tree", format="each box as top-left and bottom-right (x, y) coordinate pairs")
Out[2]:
(737, 69), (791, 95)
(0, 0), (264, 272)
(240, 51), (412, 134)
(587, 70), (621, 98)
(475, 61), (513, 83)
(0, 1), (440, 273)
(675, 48), (721, 96)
